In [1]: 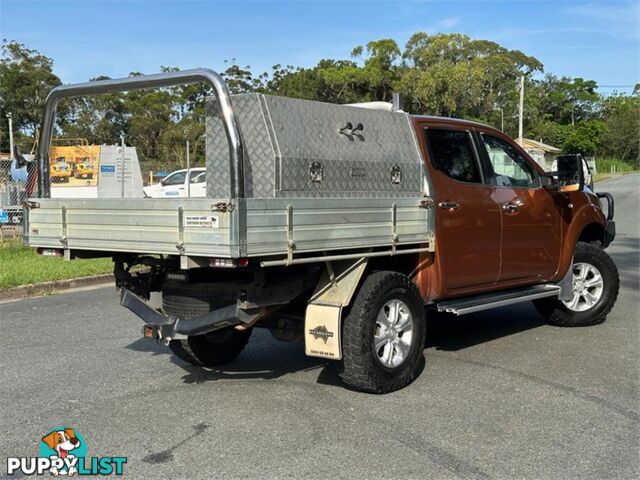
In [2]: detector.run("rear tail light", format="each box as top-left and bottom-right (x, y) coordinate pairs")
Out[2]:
(237, 258), (249, 267)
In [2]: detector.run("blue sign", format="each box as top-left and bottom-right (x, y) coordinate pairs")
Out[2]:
(100, 165), (116, 173)
(0, 210), (8, 224)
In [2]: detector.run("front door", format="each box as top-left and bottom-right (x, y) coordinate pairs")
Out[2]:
(421, 126), (502, 293)
(161, 171), (188, 197)
(477, 132), (562, 282)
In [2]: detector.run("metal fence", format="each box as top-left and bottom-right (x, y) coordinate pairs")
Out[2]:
(0, 129), (30, 232)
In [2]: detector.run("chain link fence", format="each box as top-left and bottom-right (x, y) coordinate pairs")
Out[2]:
(0, 131), (30, 240)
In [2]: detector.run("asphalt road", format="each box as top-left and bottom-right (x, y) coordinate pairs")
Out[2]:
(2, 174), (639, 479)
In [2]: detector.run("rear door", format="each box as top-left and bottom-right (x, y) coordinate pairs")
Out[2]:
(421, 125), (502, 293)
(188, 170), (207, 197)
(476, 132), (562, 282)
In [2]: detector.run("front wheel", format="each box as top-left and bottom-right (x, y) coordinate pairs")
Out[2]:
(534, 242), (619, 327)
(337, 271), (426, 393)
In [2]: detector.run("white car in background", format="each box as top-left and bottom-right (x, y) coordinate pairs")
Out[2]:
(143, 168), (206, 198)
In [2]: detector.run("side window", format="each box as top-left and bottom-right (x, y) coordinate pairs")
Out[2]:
(424, 129), (482, 184)
(162, 171), (186, 186)
(190, 171), (206, 184)
(481, 135), (538, 188)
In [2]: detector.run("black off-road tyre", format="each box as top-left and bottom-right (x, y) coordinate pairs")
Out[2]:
(169, 328), (252, 366)
(337, 271), (426, 394)
(534, 241), (619, 327)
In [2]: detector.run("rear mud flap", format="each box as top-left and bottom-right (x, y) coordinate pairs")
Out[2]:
(304, 304), (342, 360)
(303, 257), (368, 361)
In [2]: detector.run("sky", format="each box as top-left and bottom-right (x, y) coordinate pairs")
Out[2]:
(0, 0), (638, 94)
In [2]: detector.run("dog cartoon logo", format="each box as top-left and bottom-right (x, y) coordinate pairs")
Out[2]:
(7, 427), (126, 476)
(40, 428), (86, 476)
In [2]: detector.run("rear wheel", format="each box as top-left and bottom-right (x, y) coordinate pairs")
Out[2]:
(169, 328), (252, 366)
(337, 271), (426, 393)
(534, 241), (619, 327)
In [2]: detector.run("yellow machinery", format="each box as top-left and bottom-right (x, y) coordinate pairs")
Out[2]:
(49, 145), (100, 186)
(74, 157), (96, 179)
(49, 157), (71, 183)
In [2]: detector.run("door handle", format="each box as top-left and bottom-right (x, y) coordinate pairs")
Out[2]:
(502, 202), (519, 214)
(438, 201), (460, 211)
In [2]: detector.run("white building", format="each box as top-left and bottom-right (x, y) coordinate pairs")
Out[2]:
(516, 138), (561, 171)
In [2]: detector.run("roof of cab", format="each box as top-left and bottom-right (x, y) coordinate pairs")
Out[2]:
(171, 167), (206, 173)
(411, 114), (498, 132)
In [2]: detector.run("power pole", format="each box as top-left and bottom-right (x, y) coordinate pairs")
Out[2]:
(120, 135), (126, 198)
(518, 76), (524, 145)
(6, 112), (14, 160)
(186, 140), (190, 198)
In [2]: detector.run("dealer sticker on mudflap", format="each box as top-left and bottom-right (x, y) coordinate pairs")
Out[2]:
(185, 215), (219, 228)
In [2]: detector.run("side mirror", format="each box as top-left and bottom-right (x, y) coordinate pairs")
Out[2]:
(556, 155), (584, 192)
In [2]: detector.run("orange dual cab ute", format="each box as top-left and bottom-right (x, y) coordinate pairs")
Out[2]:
(24, 69), (617, 392)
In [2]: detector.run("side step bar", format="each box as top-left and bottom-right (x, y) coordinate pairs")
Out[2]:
(436, 284), (561, 316)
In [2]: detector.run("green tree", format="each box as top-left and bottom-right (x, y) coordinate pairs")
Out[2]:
(221, 59), (263, 94)
(60, 76), (127, 144)
(398, 33), (543, 119)
(5, 34), (634, 173)
(352, 39), (401, 101)
(123, 72), (180, 162)
(265, 64), (323, 99)
(562, 120), (608, 156)
(600, 92), (640, 166)
(266, 40), (401, 104)
(537, 75), (599, 126)
(529, 120), (572, 149)
(0, 40), (62, 144)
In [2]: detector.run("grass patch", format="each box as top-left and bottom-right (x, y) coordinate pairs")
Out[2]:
(594, 173), (613, 183)
(595, 157), (636, 174)
(0, 240), (112, 289)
